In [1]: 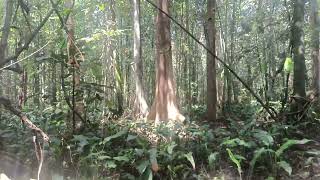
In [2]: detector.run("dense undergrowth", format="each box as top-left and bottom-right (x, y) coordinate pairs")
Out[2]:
(0, 101), (320, 180)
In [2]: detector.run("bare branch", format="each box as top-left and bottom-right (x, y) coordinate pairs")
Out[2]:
(4, 64), (23, 73)
(0, 96), (50, 142)
(2, 8), (55, 69)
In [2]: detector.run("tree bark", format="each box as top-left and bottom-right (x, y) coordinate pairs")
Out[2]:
(65, 0), (85, 133)
(311, 0), (320, 95)
(147, 0), (184, 124)
(0, 0), (14, 66)
(291, 0), (306, 110)
(206, 0), (217, 121)
(133, 0), (149, 118)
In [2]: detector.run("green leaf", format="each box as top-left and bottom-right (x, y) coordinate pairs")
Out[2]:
(277, 161), (292, 175)
(142, 168), (153, 180)
(276, 139), (311, 157)
(126, 134), (137, 142)
(222, 138), (252, 148)
(306, 149), (320, 156)
(284, 57), (293, 73)
(167, 142), (177, 154)
(135, 148), (144, 156)
(184, 152), (196, 170)
(62, 8), (72, 16)
(113, 155), (130, 162)
(72, 135), (88, 142)
(149, 148), (158, 171)
(226, 148), (242, 173)
(137, 160), (149, 175)
(253, 130), (274, 146)
(72, 135), (89, 152)
(98, 155), (111, 160)
(105, 160), (117, 169)
(208, 152), (219, 167)
(98, 4), (105, 11)
(265, 177), (275, 180)
(249, 148), (274, 174)
(102, 128), (128, 144)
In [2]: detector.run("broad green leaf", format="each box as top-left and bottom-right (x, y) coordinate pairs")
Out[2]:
(105, 160), (117, 169)
(208, 152), (219, 167)
(253, 130), (274, 146)
(226, 148), (242, 173)
(72, 135), (88, 142)
(277, 161), (292, 175)
(135, 148), (144, 156)
(149, 148), (159, 172)
(167, 142), (177, 154)
(184, 152), (196, 170)
(126, 134), (137, 142)
(98, 155), (111, 160)
(284, 57), (293, 73)
(113, 156), (130, 162)
(72, 135), (89, 152)
(276, 139), (311, 157)
(102, 128), (128, 144)
(222, 138), (252, 148)
(142, 168), (153, 180)
(249, 148), (274, 174)
(137, 160), (149, 174)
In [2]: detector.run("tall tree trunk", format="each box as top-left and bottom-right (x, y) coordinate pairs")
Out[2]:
(291, 0), (306, 111)
(230, 0), (238, 103)
(65, 0), (85, 133)
(0, 0), (13, 67)
(51, 63), (57, 104)
(206, 0), (217, 121)
(133, 0), (149, 117)
(311, 0), (320, 95)
(34, 63), (40, 106)
(112, 1), (123, 116)
(147, 0), (184, 124)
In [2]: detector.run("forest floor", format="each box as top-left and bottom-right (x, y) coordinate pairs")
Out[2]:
(0, 105), (320, 180)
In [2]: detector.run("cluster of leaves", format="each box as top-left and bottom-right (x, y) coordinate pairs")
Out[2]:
(215, 103), (320, 179)
(64, 123), (203, 179)
(1, 102), (319, 179)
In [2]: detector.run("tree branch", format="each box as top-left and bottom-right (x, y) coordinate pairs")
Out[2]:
(0, 96), (49, 142)
(4, 64), (23, 73)
(2, 8), (55, 69)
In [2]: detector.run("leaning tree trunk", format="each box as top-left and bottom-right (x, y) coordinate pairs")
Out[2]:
(291, 0), (306, 111)
(133, 0), (149, 118)
(147, 0), (184, 124)
(206, 0), (217, 121)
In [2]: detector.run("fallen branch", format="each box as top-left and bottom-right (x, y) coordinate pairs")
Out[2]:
(0, 96), (49, 142)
